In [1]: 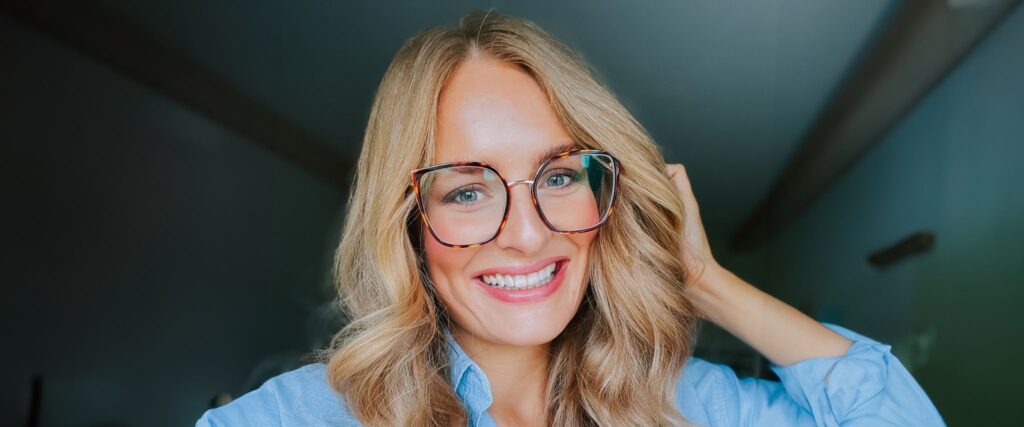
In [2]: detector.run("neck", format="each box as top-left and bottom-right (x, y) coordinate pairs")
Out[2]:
(452, 327), (551, 425)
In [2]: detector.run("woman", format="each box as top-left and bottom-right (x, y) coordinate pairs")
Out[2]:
(198, 11), (943, 426)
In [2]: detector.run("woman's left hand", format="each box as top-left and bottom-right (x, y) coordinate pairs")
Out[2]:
(666, 163), (852, 365)
(666, 163), (720, 292)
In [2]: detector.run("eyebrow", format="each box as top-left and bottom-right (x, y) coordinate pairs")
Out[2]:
(449, 166), (488, 175)
(535, 142), (578, 166)
(446, 142), (578, 166)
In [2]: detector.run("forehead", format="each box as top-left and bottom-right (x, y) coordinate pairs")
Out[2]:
(434, 58), (574, 171)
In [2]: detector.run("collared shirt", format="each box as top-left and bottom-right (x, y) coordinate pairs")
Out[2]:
(196, 323), (945, 426)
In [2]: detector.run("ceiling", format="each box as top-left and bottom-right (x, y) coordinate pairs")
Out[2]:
(91, 0), (897, 239)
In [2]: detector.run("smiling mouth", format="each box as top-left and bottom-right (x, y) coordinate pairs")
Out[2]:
(480, 262), (557, 289)
(473, 257), (568, 291)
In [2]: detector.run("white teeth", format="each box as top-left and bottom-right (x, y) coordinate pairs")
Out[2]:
(480, 262), (558, 290)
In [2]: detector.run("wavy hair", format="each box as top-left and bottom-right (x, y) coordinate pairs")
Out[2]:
(325, 10), (699, 426)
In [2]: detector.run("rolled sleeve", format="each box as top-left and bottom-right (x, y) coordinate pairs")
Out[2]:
(770, 323), (945, 426)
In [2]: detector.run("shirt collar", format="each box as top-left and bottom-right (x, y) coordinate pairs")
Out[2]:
(444, 328), (494, 426)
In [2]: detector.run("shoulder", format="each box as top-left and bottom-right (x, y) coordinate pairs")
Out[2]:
(196, 363), (362, 426)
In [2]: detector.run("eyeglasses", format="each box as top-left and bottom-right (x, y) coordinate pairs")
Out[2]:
(410, 149), (620, 248)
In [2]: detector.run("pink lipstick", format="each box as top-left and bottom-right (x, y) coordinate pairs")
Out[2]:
(472, 256), (569, 304)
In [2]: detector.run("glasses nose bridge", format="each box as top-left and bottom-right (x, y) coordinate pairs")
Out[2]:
(505, 178), (538, 210)
(495, 177), (551, 252)
(506, 178), (534, 189)
(502, 178), (544, 227)
(505, 178), (537, 211)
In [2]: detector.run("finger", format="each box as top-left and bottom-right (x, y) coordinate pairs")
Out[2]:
(666, 164), (699, 206)
(666, 163), (683, 179)
(666, 164), (691, 188)
(673, 171), (711, 238)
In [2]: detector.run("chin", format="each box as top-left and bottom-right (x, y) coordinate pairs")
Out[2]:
(467, 262), (590, 348)
(486, 315), (575, 347)
(450, 287), (587, 348)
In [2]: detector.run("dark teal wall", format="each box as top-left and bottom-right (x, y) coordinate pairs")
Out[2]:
(0, 15), (345, 427)
(733, 5), (1024, 425)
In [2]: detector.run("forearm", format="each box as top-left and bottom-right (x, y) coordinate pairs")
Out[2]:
(687, 264), (852, 367)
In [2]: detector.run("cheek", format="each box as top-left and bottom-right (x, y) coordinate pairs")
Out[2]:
(568, 230), (598, 282)
(573, 228), (598, 252)
(583, 199), (600, 224)
(423, 229), (447, 276)
(423, 228), (471, 295)
(569, 192), (602, 226)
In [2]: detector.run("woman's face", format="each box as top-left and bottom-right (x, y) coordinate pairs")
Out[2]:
(424, 58), (596, 347)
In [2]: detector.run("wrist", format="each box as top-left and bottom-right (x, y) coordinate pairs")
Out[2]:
(684, 259), (730, 320)
(688, 258), (725, 293)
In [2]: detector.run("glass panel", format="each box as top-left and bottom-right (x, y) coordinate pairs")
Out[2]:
(418, 166), (507, 245)
(536, 153), (615, 232)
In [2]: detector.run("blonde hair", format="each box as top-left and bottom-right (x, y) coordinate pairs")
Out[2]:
(326, 10), (699, 426)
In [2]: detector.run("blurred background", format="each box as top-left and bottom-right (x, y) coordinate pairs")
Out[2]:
(2, 0), (1021, 425)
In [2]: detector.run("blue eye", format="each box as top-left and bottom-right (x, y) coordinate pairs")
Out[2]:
(544, 170), (581, 188)
(442, 186), (483, 204)
(546, 174), (567, 187)
(456, 190), (478, 203)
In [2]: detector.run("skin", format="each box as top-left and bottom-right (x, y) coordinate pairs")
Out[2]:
(424, 58), (852, 426)
(425, 58), (592, 426)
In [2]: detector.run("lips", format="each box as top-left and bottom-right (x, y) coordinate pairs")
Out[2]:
(471, 257), (569, 304)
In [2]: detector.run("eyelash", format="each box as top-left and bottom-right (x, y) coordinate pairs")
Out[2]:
(440, 185), (485, 204)
(542, 169), (582, 188)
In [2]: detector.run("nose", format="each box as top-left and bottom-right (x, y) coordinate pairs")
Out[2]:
(494, 182), (551, 255)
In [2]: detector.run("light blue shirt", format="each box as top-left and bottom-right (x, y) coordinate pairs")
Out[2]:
(197, 323), (944, 426)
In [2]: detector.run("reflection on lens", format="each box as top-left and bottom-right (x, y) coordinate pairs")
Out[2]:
(536, 153), (616, 232)
(418, 166), (507, 246)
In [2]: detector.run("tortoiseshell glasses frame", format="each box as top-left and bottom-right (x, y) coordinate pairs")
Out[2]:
(410, 149), (621, 248)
